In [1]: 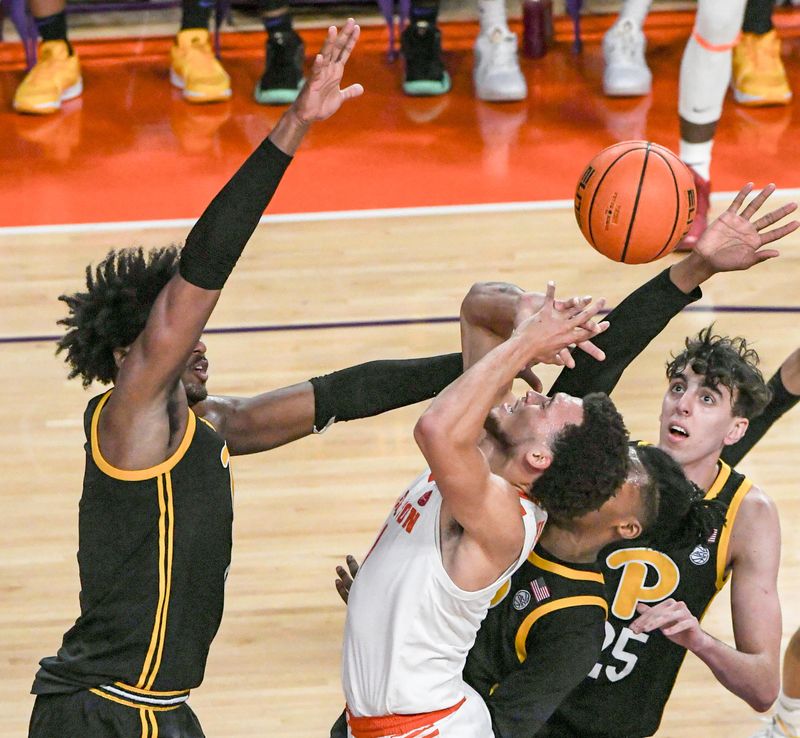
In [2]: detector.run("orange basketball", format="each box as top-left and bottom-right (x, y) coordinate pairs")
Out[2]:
(574, 141), (697, 264)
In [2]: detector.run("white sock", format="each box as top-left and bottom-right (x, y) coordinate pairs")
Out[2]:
(617, 0), (653, 29)
(478, 0), (508, 32)
(776, 691), (800, 734)
(680, 139), (712, 181)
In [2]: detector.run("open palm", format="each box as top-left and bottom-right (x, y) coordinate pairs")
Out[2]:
(695, 183), (798, 272)
(293, 19), (364, 124)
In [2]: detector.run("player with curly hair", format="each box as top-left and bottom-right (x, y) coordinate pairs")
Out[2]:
(28, 23), (365, 738)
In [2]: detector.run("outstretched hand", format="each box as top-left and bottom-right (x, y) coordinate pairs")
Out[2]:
(292, 19), (364, 124)
(694, 183), (799, 272)
(513, 282), (608, 369)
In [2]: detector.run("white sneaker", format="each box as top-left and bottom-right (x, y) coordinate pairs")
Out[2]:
(474, 26), (527, 102)
(750, 716), (799, 738)
(602, 18), (652, 97)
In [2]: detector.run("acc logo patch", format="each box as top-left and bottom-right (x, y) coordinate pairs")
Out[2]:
(513, 589), (532, 611)
(689, 545), (710, 566)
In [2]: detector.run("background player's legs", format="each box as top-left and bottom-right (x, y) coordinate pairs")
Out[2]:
(473, 0), (526, 102)
(400, 0), (451, 97)
(253, 0), (304, 104)
(602, 0), (653, 96)
(13, 0), (81, 114)
(733, 0), (792, 106)
(675, 0), (747, 250)
(169, 0), (231, 103)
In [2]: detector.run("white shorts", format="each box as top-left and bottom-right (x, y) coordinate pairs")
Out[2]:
(346, 683), (493, 738)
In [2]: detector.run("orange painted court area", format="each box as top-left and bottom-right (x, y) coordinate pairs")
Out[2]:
(2, 11), (800, 227)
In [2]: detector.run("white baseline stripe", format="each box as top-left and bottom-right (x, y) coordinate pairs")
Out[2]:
(3, 188), (800, 236)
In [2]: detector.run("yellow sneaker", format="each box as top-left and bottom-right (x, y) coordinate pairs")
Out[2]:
(13, 40), (82, 115)
(170, 29), (231, 103)
(732, 30), (792, 107)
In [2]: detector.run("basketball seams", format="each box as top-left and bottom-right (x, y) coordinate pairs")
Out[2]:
(620, 143), (651, 263)
(586, 147), (647, 252)
(648, 150), (682, 261)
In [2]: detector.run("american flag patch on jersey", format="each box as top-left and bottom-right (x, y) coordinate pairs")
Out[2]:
(530, 577), (551, 602)
(707, 528), (718, 543)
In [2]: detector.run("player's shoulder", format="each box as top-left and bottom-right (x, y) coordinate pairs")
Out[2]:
(735, 482), (778, 529)
(193, 394), (232, 434)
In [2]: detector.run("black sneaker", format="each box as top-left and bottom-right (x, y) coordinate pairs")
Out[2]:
(400, 21), (451, 96)
(254, 29), (305, 105)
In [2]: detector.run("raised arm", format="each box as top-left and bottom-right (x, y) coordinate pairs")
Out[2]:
(414, 286), (606, 560)
(99, 21), (363, 470)
(550, 183), (798, 398)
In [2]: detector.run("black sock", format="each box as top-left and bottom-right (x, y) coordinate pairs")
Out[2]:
(180, 0), (214, 31)
(410, 0), (439, 25)
(260, 0), (293, 35)
(742, 0), (774, 35)
(35, 10), (71, 51)
(720, 369), (799, 467)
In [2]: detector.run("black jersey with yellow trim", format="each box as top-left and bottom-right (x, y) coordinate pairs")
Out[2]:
(463, 543), (608, 737)
(539, 459), (751, 738)
(32, 390), (234, 696)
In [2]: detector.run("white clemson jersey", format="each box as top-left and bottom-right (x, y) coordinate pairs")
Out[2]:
(342, 467), (547, 717)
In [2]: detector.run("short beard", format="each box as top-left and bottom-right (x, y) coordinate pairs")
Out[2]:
(483, 414), (514, 453)
(185, 382), (208, 406)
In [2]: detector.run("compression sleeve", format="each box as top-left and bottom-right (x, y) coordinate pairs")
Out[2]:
(548, 267), (701, 397)
(486, 607), (606, 738)
(310, 353), (463, 432)
(721, 369), (800, 466)
(179, 138), (293, 290)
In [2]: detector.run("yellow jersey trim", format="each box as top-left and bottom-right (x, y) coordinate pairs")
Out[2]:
(515, 595), (608, 662)
(705, 461), (732, 500)
(715, 477), (753, 590)
(89, 688), (179, 712)
(198, 416), (217, 432)
(490, 581), (511, 608)
(115, 682), (189, 697)
(146, 472), (175, 689)
(90, 390), (197, 482)
(527, 551), (604, 583)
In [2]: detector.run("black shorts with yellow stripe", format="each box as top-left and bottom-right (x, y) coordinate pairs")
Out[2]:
(29, 687), (204, 738)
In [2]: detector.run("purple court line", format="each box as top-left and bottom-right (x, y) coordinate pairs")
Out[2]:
(1, 305), (797, 346)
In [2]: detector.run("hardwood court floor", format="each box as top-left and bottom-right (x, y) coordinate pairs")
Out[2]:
(1, 11), (800, 227)
(1, 200), (799, 737)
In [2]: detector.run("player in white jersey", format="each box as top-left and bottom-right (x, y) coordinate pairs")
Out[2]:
(342, 283), (632, 738)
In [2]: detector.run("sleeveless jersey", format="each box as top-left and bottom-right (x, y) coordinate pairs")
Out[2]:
(32, 390), (234, 701)
(342, 468), (547, 717)
(542, 460), (752, 738)
(464, 543), (607, 700)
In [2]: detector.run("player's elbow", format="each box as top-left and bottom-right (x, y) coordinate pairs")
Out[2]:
(414, 411), (440, 452)
(747, 678), (779, 713)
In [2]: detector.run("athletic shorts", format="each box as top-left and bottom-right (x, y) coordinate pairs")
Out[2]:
(29, 690), (205, 738)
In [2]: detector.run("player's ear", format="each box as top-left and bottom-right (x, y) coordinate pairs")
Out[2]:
(524, 447), (552, 473)
(616, 516), (643, 540)
(723, 416), (748, 447)
(112, 346), (130, 369)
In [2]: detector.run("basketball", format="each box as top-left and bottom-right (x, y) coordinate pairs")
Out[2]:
(574, 141), (697, 264)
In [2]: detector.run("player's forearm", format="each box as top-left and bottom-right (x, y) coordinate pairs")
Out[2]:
(268, 107), (312, 156)
(549, 268), (700, 397)
(668, 250), (716, 293)
(693, 633), (779, 711)
(179, 138), (293, 290)
(415, 336), (531, 449)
